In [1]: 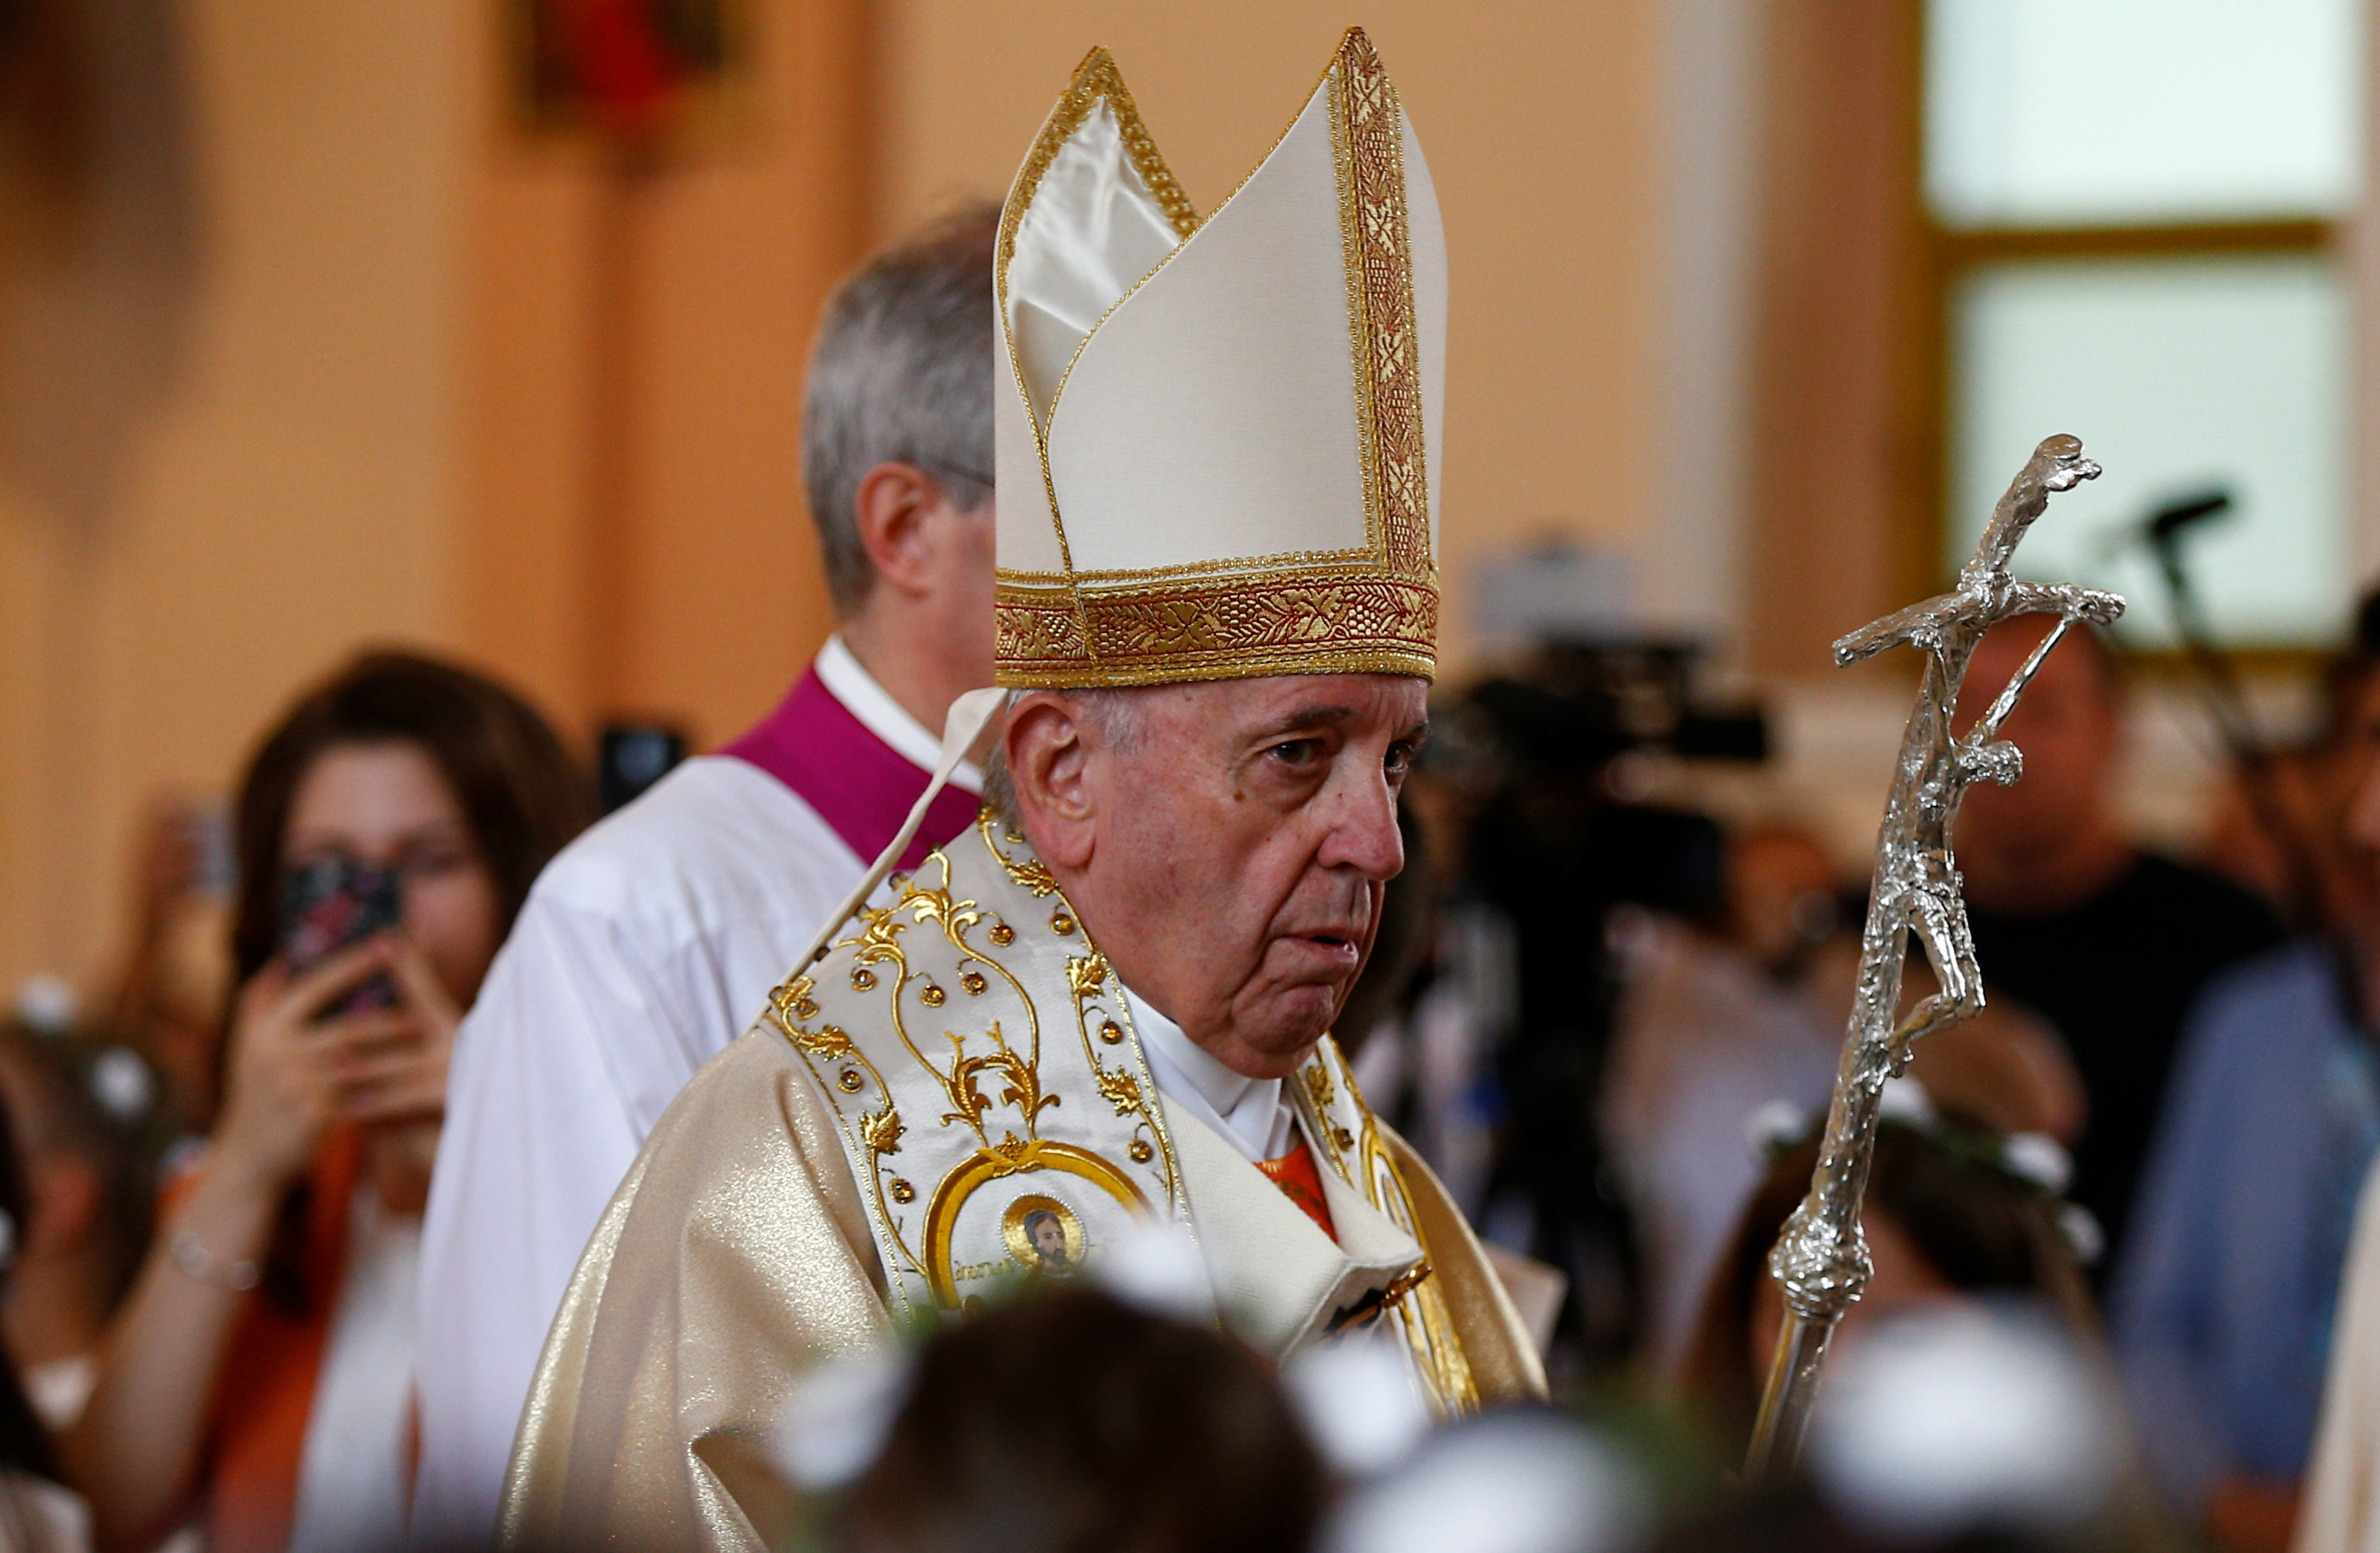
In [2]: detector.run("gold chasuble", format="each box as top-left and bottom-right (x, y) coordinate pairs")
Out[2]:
(502, 816), (1541, 1549)
(503, 28), (1545, 1549)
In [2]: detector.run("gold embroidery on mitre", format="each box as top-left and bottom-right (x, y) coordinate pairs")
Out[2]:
(999, 46), (1197, 283)
(1329, 28), (1433, 586)
(997, 47), (1200, 646)
(997, 573), (1437, 690)
(992, 27), (1440, 690)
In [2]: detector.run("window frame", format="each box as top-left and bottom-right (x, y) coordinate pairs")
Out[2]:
(1911, 26), (2348, 663)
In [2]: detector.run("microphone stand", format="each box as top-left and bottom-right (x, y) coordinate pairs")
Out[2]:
(2142, 508), (2326, 934)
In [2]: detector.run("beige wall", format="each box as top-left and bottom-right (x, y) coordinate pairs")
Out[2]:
(1744, 0), (1924, 681)
(0, 0), (868, 998)
(456, 0), (865, 744)
(0, 0), (474, 996)
(872, 1), (1669, 675)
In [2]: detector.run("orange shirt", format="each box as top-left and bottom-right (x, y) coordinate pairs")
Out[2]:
(160, 1129), (361, 1553)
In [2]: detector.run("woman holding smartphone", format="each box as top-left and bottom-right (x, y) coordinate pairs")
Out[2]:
(61, 652), (591, 1553)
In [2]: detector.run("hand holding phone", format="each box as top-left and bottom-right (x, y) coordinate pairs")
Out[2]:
(277, 859), (402, 1014)
(325, 936), (461, 1132)
(216, 939), (402, 1190)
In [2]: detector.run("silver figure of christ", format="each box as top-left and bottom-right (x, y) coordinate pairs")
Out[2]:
(1744, 433), (2124, 1477)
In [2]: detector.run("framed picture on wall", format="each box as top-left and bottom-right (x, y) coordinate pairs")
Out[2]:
(508, 0), (752, 145)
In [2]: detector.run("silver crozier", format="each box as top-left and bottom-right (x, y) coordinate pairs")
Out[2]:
(1743, 433), (2125, 1478)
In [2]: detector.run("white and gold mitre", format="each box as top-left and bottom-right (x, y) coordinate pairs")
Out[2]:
(992, 28), (1447, 689)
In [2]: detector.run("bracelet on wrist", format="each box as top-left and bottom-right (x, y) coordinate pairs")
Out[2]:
(169, 1231), (260, 1292)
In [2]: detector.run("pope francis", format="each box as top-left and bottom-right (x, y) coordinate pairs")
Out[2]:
(501, 29), (1546, 1549)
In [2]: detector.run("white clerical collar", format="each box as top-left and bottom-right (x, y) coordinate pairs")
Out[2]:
(1123, 986), (1296, 1163)
(815, 635), (982, 793)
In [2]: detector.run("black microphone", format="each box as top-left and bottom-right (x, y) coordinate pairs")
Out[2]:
(2145, 489), (2232, 546)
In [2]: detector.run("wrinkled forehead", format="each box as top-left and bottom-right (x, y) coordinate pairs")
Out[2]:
(1135, 672), (1431, 735)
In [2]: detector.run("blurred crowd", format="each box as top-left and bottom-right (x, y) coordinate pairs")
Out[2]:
(2, 207), (2379, 1553)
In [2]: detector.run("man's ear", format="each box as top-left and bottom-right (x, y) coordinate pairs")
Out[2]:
(1004, 695), (1099, 870)
(852, 462), (952, 600)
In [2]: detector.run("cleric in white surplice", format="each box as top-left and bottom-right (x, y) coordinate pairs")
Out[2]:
(409, 214), (1000, 1549)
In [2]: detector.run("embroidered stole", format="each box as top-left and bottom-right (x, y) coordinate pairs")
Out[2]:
(764, 812), (1479, 1413)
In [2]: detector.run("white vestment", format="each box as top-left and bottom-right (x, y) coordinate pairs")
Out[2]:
(2296, 1160), (2380, 1553)
(497, 818), (1545, 1550)
(409, 640), (976, 1550)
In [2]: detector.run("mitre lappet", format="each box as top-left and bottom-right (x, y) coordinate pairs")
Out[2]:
(501, 31), (1541, 1549)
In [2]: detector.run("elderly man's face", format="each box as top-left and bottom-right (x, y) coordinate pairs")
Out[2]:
(1003, 673), (1428, 1079)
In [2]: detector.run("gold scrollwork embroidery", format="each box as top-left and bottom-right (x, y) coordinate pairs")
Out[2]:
(786, 1023), (856, 1063)
(1094, 1067), (1144, 1117)
(979, 810), (1062, 897)
(764, 979), (857, 1064)
(934, 1022), (1058, 1146)
(1056, 948), (1180, 1211)
(1301, 1061), (1344, 1175)
(1356, 1124), (1480, 1416)
(1064, 952), (1110, 999)
(860, 1106), (904, 1159)
(773, 974), (821, 1022)
(791, 820), (1189, 1320)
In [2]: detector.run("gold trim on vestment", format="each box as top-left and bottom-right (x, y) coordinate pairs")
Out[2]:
(1295, 1038), (1482, 1416)
(761, 813), (1485, 1414)
(922, 1141), (1145, 1305)
(1368, 1133), (1479, 1411)
(764, 816), (1183, 1319)
(998, 537), (1386, 588)
(1000, 46), (1197, 268)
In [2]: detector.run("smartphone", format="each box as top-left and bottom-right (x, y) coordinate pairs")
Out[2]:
(599, 723), (686, 814)
(277, 858), (402, 1014)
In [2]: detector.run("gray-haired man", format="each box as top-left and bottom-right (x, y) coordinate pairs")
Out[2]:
(410, 208), (997, 1548)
